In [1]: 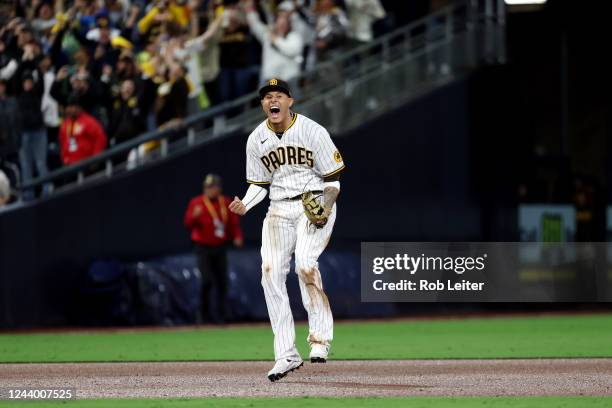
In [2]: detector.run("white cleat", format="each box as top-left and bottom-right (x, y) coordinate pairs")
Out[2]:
(309, 343), (330, 363)
(267, 357), (304, 382)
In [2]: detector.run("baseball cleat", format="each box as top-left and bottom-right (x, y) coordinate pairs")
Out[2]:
(267, 358), (304, 382)
(309, 343), (329, 363)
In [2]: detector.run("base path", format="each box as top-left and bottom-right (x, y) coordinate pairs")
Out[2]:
(2, 359), (611, 398)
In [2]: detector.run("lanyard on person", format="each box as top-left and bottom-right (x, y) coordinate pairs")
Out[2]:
(68, 119), (78, 152)
(203, 196), (228, 238)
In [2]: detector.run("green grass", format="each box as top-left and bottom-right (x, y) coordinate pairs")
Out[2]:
(0, 397), (611, 408)
(1, 315), (611, 363)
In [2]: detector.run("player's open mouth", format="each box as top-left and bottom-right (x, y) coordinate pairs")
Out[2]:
(270, 106), (280, 119)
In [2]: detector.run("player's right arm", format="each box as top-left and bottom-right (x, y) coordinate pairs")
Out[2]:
(229, 131), (271, 216)
(229, 183), (268, 215)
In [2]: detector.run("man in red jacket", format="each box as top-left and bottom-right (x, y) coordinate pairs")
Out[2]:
(59, 96), (107, 165)
(184, 174), (243, 323)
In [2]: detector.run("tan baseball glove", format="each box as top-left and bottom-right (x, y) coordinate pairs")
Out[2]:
(301, 192), (329, 228)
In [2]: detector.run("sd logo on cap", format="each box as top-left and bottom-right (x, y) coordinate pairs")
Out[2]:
(259, 78), (292, 99)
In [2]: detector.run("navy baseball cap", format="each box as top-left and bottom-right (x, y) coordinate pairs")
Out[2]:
(259, 78), (292, 99)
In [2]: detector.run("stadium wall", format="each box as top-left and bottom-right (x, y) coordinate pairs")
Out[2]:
(0, 73), (502, 328)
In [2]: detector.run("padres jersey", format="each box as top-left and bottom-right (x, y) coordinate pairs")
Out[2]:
(246, 113), (345, 200)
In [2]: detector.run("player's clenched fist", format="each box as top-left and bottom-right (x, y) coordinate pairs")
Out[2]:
(229, 196), (247, 215)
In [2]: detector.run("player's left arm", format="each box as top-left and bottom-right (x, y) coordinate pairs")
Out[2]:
(322, 176), (341, 217)
(313, 126), (345, 218)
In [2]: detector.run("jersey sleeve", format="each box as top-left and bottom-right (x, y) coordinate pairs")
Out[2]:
(313, 126), (345, 178)
(246, 134), (272, 185)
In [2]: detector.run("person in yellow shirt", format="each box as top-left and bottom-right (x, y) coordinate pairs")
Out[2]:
(138, 0), (190, 41)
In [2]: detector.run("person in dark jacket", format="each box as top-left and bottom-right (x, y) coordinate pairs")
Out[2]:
(0, 79), (20, 163)
(0, 39), (19, 93)
(50, 67), (104, 121)
(107, 79), (145, 158)
(217, 0), (252, 103)
(154, 61), (189, 127)
(17, 70), (52, 200)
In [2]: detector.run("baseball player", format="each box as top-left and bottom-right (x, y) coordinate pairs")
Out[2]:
(229, 78), (344, 382)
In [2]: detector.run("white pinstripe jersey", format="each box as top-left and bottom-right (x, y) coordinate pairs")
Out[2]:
(246, 113), (345, 200)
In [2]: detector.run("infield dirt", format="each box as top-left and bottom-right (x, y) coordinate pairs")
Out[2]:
(1, 359), (611, 398)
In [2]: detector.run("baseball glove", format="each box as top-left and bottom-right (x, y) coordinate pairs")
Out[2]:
(302, 192), (329, 228)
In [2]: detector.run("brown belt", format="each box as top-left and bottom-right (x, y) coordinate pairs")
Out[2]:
(286, 190), (323, 200)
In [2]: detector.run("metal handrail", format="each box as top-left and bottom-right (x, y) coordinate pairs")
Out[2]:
(22, 0), (505, 191)
(21, 100), (235, 188)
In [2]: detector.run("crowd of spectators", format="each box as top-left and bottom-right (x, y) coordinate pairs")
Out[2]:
(1, 0), (391, 201)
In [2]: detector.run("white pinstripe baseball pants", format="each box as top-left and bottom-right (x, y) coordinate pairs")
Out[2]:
(260, 199), (335, 361)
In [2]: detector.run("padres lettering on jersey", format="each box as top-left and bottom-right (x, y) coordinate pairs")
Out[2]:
(261, 146), (314, 172)
(246, 113), (345, 200)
